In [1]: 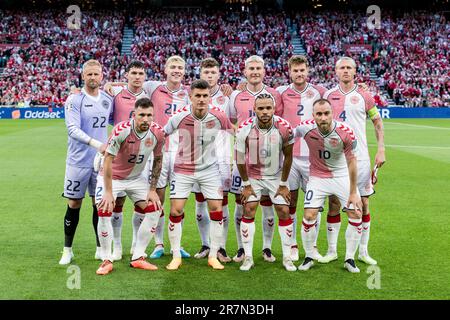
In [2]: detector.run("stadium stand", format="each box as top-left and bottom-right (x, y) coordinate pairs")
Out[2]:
(0, 10), (126, 106)
(0, 8), (448, 107)
(294, 11), (449, 107)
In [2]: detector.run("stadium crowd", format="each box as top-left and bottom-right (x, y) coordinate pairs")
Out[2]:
(130, 10), (292, 86)
(0, 9), (448, 107)
(294, 11), (449, 107)
(0, 10), (126, 106)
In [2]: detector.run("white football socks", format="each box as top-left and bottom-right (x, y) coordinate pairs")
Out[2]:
(314, 211), (321, 247)
(289, 207), (298, 247)
(195, 200), (210, 247)
(326, 214), (341, 255)
(208, 211), (224, 258)
(301, 218), (317, 258)
(131, 211), (145, 249)
(278, 218), (294, 259)
(240, 217), (255, 258)
(111, 210), (123, 249)
(132, 211), (160, 260)
(261, 204), (275, 250)
(359, 214), (371, 256)
(345, 218), (362, 261)
(154, 213), (165, 247)
(221, 204), (229, 249)
(234, 203), (244, 249)
(98, 216), (113, 261)
(168, 215), (183, 258)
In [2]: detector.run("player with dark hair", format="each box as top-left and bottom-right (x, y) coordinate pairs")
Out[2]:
(192, 57), (232, 263)
(226, 55), (284, 264)
(321, 57), (385, 266)
(276, 55), (327, 262)
(95, 97), (165, 275)
(294, 99), (363, 273)
(235, 93), (296, 271)
(164, 79), (234, 271)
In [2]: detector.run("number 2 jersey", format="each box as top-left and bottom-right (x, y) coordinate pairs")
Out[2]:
(294, 119), (357, 178)
(64, 89), (113, 168)
(102, 120), (165, 180)
(276, 83), (326, 158)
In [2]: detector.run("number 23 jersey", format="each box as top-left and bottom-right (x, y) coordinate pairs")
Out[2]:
(103, 120), (165, 180)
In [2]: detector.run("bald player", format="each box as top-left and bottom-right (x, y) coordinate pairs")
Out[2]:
(321, 57), (385, 266)
(59, 59), (113, 265)
(294, 99), (363, 273)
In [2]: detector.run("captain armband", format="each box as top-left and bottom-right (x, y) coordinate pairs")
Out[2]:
(367, 106), (380, 120)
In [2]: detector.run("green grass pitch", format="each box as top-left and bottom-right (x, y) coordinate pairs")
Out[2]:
(0, 118), (449, 300)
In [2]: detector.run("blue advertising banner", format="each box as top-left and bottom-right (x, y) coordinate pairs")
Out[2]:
(379, 107), (450, 118)
(0, 107), (65, 119)
(0, 106), (449, 119)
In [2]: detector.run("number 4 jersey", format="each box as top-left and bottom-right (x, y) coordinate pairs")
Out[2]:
(324, 85), (376, 161)
(294, 120), (357, 178)
(102, 120), (165, 180)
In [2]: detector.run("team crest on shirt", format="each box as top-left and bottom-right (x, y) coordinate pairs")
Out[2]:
(206, 120), (216, 129)
(350, 96), (360, 104)
(306, 90), (315, 99)
(145, 138), (153, 147)
(216, 96), (226, 105)
(108, 139), (118, 148)
(329, 138), (339, 147)
(177, 91), (186, 98)
(102, 100), (110, 109)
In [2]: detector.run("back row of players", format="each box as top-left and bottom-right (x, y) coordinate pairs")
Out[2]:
(59, 54), (385, 275)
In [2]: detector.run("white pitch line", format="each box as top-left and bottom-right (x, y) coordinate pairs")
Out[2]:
(369, 143), (450, 150)
(386, 122), (450, 130)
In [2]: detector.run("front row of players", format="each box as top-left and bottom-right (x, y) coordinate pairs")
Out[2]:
(236, 95), (364, 273)
(85, 79), (363, 275)
(95, 80), (235, 274)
